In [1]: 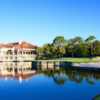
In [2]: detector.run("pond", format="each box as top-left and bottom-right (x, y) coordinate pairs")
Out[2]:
(0, 61), (99, 100)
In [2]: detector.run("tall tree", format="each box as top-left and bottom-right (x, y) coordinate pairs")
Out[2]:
(85, 36), (96, 43)
(93, 40), (100, 56)
(52, 36), (66, 58)
(85, 35), (96, 57)
(43, 44), (53, 59)
(67, 36), (83, 57)
(53, 36), (67, 47)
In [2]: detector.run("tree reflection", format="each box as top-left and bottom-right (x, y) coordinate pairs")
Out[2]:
(93, 94), (100, 100)
(53, 73), (68, 85)
(39, 66), (100, 85)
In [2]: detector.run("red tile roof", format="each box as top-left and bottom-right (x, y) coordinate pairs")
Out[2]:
(0, 41), (37, 49)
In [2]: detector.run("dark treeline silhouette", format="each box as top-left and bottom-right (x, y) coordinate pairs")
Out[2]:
(36, 35), (100, 59)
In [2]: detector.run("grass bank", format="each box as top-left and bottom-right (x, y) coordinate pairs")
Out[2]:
(35, 57), (100, 63)
(58, 57), (100, 63)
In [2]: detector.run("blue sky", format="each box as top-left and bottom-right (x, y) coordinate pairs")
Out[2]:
(0, 0), (99, 46)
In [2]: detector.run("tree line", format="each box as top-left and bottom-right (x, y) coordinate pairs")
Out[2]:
(36, 35), (100, 59)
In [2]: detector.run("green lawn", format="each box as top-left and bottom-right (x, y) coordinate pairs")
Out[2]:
(35, 57), (100, 63)
(59, 57), (100, 63)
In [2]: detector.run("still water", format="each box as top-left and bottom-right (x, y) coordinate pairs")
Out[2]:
(0, 61), (99, 100)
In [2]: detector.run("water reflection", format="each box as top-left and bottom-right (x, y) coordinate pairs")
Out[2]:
(93, 95), (100, 100)
(0, 61), (100, 85)
(0, 62), (36, 83)
(37, 62), (100, 85)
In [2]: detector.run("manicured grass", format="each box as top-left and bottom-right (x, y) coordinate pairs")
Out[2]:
(59, 57), (100, 63)
(60, 58), (91, 63)
(35, 57), (100, 63)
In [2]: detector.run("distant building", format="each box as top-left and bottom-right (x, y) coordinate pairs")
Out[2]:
(0, 41), (37, 61)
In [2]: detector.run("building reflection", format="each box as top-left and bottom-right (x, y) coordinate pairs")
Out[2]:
(0, 61), (36, 83)
(0, 62), (33, 74)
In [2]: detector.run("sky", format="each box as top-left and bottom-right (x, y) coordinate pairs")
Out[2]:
(0, 0), (99, 46)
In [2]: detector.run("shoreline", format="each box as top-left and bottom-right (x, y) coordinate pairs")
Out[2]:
(73, 62), (100, 68)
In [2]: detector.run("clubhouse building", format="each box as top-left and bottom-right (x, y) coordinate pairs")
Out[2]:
(0, 41), (37, 61)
